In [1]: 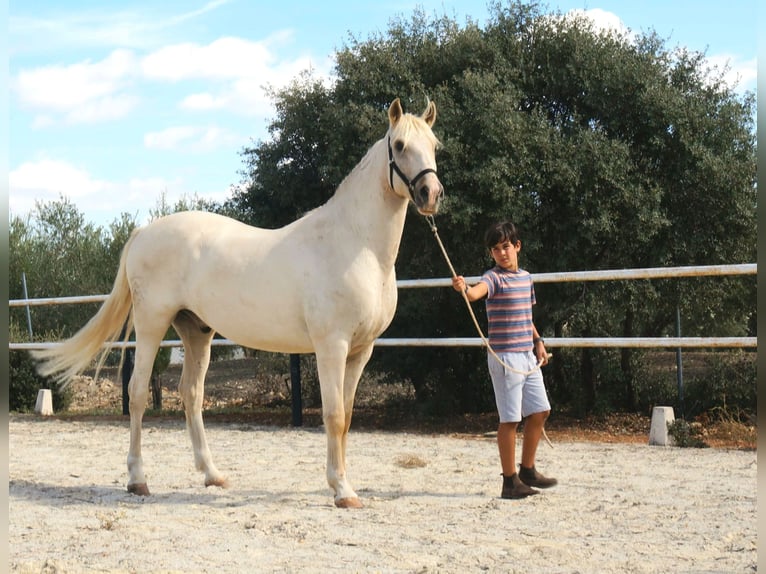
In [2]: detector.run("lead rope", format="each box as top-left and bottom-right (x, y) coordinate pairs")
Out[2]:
(426, 216), (553, 447)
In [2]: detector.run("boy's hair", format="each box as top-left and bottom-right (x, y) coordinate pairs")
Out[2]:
(484, 221), (521, 249)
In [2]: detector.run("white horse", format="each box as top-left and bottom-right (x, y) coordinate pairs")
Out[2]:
(33, 98), (443, 508)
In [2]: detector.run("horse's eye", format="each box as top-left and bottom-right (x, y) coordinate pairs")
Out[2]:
(394, 140), (404, 153)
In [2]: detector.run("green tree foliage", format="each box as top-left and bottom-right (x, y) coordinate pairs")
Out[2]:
(201, 2), (757, 416)
(9, 196), (193, 410)
(8, 198), (139, 411)
(9, 196), (139, 340)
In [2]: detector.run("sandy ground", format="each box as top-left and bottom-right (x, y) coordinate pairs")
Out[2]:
(9, 415), (757, 574)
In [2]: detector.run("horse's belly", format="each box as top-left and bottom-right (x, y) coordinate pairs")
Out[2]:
(202, 282), (395, 356)
(193, 293), (315, 354)
(215, 319), (314, 354)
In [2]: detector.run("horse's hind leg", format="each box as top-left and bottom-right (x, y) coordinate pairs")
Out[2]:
(174, 310), (228, 489)
(126, 322), (169, 496)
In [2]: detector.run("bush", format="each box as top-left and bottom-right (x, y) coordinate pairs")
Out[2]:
(667, 419), (708, 448)
(10, 351), (73, 413)
(681, 351), (756, 420)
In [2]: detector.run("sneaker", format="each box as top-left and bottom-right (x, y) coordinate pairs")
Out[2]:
(518, 465), (558, 489)
(501, 473), (540, 499)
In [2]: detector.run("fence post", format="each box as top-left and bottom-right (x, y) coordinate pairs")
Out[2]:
(290, 354), (302, 427)
(676, 306), (685, 418)
(121, 348), (133, 416)
(119, 323), (134, 416)
(21, 272), (33, 340)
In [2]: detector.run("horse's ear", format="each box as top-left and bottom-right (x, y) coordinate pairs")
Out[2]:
(422, 100), (436, 127)
(388, 98), (403, 126)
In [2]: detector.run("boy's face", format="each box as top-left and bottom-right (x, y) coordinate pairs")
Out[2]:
(489, 239), (521, 270)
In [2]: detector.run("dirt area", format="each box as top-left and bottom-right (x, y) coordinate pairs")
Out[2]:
(12, 359), (757, 573)
(9, 416), (757, 574)
(63, 357), (755, 450)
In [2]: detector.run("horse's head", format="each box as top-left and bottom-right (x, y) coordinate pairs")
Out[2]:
(386, 98), (444, 216)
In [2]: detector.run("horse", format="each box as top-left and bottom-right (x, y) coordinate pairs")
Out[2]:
(33, 98), (443, 508)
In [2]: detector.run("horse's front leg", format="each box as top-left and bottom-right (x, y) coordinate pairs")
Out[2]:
(315, 340), (361, 508)
(340, 343), (375, 468)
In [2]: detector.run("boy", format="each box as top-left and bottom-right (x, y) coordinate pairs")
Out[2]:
(452, 221), (557, 499)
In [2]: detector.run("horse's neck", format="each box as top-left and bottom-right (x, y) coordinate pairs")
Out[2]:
(328, 138), (409, 271)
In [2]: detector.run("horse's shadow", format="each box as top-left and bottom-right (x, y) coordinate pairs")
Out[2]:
(9, 478), (278, 508)
(9, 478), (482, 509)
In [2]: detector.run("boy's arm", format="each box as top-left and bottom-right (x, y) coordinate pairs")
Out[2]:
(452, 276), (488, 302)
(532, 324), (549, 365)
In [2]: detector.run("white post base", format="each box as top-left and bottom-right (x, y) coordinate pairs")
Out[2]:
(648, 406), (675, 446)
(35, 389), (54, 416)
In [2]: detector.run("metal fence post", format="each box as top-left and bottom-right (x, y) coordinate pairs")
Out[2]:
(119, 323), (134, 416)
(676, 306), (685, 418)
(290, 354), (302, 426)
(121, 349), (134, 416)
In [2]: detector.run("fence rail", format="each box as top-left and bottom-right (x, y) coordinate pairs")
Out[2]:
(8, 336), (757, 351)
(10, 263), (756, 421)
(9, 263), (757, 350)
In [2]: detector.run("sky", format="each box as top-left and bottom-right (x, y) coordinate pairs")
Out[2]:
(8, 0), (758, 227)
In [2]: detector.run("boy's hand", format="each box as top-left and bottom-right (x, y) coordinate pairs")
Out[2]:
(535, 340), (550, 365)
(452, 276), (466, 293)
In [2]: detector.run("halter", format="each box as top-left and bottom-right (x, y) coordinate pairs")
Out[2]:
(387, 136), (438, 202)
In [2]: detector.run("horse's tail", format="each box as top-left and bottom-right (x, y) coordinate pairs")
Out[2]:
(32, 229), (139, 387)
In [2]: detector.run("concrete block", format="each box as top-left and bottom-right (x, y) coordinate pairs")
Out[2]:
(648, 406), (675, 446)
(34, 389), (53, 416)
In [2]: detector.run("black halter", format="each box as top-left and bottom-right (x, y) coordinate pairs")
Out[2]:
(387, 136), (437, 202)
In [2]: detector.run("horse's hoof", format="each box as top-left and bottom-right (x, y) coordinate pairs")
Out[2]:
(127, 483), (150, 496)
(335, 497), (363, 509)
(205, 477), (229, 489)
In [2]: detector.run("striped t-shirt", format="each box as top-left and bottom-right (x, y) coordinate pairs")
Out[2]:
(480, 267), (536, 353)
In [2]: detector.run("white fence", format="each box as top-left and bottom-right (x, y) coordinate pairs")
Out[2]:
(9, 263), (757, 351)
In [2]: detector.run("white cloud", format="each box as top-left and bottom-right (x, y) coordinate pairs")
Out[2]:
(13, 49), (140, 124)
(9, 158), (178, 225)
(141, 36), (277, 81)
(144, 125), (242, 152)
(12, 32), (334, 126)
(15, 49), (137, 109)
(180, 93), (219, 111)
(10, 0), (233, 53)
(144, 35), (333, 116)
(67, 94), (141, 124)
(562, 8), (633, 39)
(9, 158), (113, 217)
(144, 126), (201, 150)
(707, 54), (757, 93)
(10, 158), (109, 199)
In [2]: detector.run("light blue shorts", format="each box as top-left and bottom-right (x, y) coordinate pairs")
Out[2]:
(487, 351), (551, 423)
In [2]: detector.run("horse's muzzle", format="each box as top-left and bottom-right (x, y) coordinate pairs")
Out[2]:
(414, 175), (444, 216)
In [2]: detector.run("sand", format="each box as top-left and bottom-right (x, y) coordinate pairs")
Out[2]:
(9, 415), (757, 573)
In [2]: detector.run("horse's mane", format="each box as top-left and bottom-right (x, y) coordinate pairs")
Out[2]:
(392, 110), (441, 151)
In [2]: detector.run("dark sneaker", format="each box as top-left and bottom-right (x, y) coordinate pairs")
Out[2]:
(518, 465), (558, 489)
(501, 473), (540, 499)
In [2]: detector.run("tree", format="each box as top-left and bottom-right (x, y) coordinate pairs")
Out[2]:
(230, 1), (756, 416)
(9, 196), (139, 340)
